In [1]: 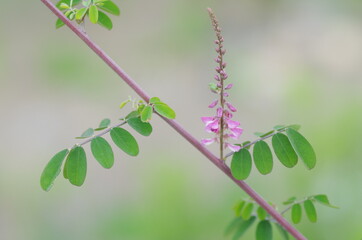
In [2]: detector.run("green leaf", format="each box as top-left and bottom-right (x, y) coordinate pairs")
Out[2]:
(274, 223), (289, 240)
(40, 149), (69, 191)
(224, 217), (244, 237)
(141, 105), (153, 122)
(242, 141), (251, 150)
(110, 127), (139, 156)
(76, 8), (88, 20)
(231, 216), (256, 240)
(256, 220), (272, 240)
(76, 128), (94, 139)
(287, 124), (301, 131)
(154, 103), (176, 119)
(97, 11), (113, 30)
(149, 97), (161, 104)
(64, 146), (87, 186)
(253, 141), (273, 175)
(272, 133), (298, 168)
(56, 0), (82, 8)
(254, 130), (275, 137)
(119, 99), (130, 109)
(291, 204), (302, 224)
(89, 5), (99, 23)
(283, 196), (296, 205)
(304, 200), (317, 222)
(56, 18), (65, 29)
(257, 206), (267, 220)
(234, 200), (246, 216)
(91, 137), (114, 169)
(231, 149), (252, 180)
(241, 202), (254, 220)
(273, 125), (285, 131)
(312, 194), (338, 208)
(127, 117), (153, 136)
(286, 128), (316, 170)
(98, 0), (120, 15)
(94, 118), (111, 131)
(60, 3), (70, 9)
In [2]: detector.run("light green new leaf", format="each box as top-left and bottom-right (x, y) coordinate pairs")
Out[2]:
(94, 118), (111, 131)
(76, 8), (87, 20)
(40, 149), (69, 191)
(56, 0), (82, 8)
(232, 216), (256, 240)
(257, 206), (267, 220)
(313, 194), (338, 208)
(287, 124), (301, 131)
(272, 133), (298, 168)
(254, 130), (275, 138)
(97, 10), (113, 30)
(286, 128), (316, 170)
(242, 141), (251, 150)
(283, 196), (296, 205)
(304, 200), (317, 222)
(64, 146), (87, 186)
(56, 18), (65, 29)
(273, 125), (285, 131)
(274, 223), (289, 240)
(98, 0), (120, 15)
(154, 103), (176, 119)
(149, 97), (161, 104)
(291, 204), (302, 224)
(110, 127), (139, 156)
(141, 105), (153, 122)
(253, 141), (273, 175)
(91, 137), (114, 169)
(89, 5), (99, 23)
(127, 117), (153, 136)
(76, 128), (94, 139)
(119, 99), (130, 109)
(231, 149), (252, 180)
(234, 200), (246, 216)
(256, 220), (272, 240)
(241, 202), (254, 220)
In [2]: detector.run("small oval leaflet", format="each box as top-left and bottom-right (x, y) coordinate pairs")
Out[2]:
(257, 206), (267, 220)
(110, 127), (139, 156)
(154, 103), (176, 119)
(89, 5), (99, 24)
(77, 128), (94, 139)
(286, 128), (316, 170)
(98, 0), (120, 16)
(149, 97), (161, 104)
(304, 200), (317, 222)
(234, 200), (246, 216)
(141, 105), (153, 122)
(231, 148), (252, 180)
(91, 137), (114, 169)
(127, 117), (153, 136)
(291, 204), (302, 224)
(253, 141), (273, 175)
(241, 202), (254, 220)
(40, 149), (69, 191)
(256, 220), (272, 240)
(97, 11), (113, 30)
(75, 7), (87, 20)
(272, 133), (298, 168)
(64, 146), (87, 186)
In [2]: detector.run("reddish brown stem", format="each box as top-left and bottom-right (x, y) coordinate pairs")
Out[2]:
(40, 1), (307, 239)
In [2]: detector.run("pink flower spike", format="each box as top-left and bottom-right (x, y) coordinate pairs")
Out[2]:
(217, 107), (223, 117)
(201, 138), (216, 145)
(226, 102), (237, 112)
(225, 83), (233, 90)
(226, 143), (241, 152)
(226, 119), (240, 128)
(208, 99), (218, 108)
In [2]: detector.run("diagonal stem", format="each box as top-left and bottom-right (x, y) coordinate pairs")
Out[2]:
(40, 1), (307, 239)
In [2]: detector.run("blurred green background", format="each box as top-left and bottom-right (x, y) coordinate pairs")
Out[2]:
(1, 0), (362, 239)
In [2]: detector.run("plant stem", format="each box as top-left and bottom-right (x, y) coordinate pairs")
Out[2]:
(40, 1), (307, 239)
(75, 121), (127, 148)
(224, 128), (288, 159)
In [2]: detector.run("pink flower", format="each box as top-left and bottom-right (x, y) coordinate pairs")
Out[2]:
(226, 102), (237, 112)
(201, 138), (216, 145)
(208, 99), (218, 108)
(226, 119), (240, 128)
(217, 108), (223, 117)
(226, 143), (241, 152)
(229, 127), (243, 139)
(225, 84), (233, 90)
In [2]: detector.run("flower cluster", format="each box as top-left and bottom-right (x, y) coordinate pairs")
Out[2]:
(201, 9), (243, 158)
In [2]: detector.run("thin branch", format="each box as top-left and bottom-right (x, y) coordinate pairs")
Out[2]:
(40, 1), (307, 239)
(224, 128), (287, 159)
(280, 198), (309, 216)
(75, 121), (127, 148)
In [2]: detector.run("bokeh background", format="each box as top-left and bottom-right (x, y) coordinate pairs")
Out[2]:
(1, 0), (362, 239)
